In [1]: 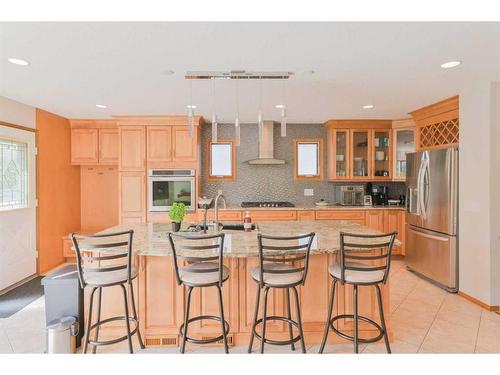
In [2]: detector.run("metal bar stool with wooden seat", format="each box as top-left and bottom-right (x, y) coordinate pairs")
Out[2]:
(168, 231), (230, 354)
(319, 231), (397, 354)
(247, 232), (315, 354)
(71, 230), (145, 354)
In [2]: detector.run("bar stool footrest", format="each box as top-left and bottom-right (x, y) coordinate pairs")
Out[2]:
(179, 315), (230, 345)
(329, 314), (385, 344)
(253, 316), (302, 346)
(88, 316), (140, 347)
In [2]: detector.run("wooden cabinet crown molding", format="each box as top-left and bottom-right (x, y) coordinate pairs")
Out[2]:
(112, 115), (204, 127)
(408, 95), (459, 122)
(324, 119), (393, 130)
(70, 119), (118, 129)
(392, 118), (416, 129)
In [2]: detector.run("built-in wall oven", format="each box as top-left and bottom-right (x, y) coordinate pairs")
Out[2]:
(148, 169), (196, 212)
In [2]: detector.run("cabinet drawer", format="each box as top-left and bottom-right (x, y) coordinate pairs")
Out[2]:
(207, 210), (243, 222)
(248, 210), (297, 222)
(315, 210), (365, 222)
(297, 211), (316, 221)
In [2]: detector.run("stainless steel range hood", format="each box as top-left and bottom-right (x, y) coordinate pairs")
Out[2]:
(247, 121), (286, 165)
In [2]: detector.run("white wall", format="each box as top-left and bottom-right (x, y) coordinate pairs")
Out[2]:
(459, 82), (500, 306)
(0, 96), (36, 129)
(490, 83), (500, 305)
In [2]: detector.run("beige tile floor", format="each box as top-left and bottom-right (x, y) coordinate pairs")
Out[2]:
(1, 259), (499, 354)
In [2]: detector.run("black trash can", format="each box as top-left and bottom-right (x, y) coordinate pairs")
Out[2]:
(41, 264), (84, 347)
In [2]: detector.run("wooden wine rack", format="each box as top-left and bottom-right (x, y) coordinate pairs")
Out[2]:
(418, 118), (459, 150)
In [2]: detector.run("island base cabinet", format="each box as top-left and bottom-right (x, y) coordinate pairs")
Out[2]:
(86, 254), (392, 349)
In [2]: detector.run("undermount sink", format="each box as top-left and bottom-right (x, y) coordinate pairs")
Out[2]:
(187, 222), (256, 231)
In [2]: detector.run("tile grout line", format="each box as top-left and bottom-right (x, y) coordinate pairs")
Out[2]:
(416, 293), (447, 353)
(473, 310), (483, 353)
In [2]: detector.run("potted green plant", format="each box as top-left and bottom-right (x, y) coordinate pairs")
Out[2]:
(169, 202), (187, 232)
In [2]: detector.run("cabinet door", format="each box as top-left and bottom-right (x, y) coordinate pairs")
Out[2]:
(384, 210), (405, 255)
(393, 128), (415, 181)
(372, 130), (392, 180)
(247, 210), (297, 222)
(365, 210), (385, 231)
(328, 129), (350, 180)
(350, 130), (371, 179)
(119, 126), (145, 171)
(147, 126), (173, 162)
(71, 128), (99, 164)
(172, 126), (197, 161)
(119, 172), (146, 222)
(98, 128), (119, 164)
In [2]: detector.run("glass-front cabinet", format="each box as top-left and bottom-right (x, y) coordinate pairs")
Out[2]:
(393, 128), (415, 180)
(372, 130), (392, 180)
(328, 129), (349, 179)
(326, 120), (412, 181)
(350, 130), (370, 179)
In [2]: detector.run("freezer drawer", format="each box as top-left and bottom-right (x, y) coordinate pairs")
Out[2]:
(406, 224), (457, 291)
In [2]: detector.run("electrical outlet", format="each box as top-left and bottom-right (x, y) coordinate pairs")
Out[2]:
(304, 188), (314, 196)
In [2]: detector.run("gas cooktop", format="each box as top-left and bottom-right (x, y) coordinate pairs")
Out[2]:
(241, 201), (295, 208)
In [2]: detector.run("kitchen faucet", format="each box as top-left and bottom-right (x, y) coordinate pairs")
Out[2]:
(213, 191), (227, 229)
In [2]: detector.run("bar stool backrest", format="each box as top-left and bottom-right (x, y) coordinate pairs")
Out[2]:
(70, 230), (134, 288)
(257, 232), (316, 287)
(339, 231), (397, 284)
(168, 232), (226, 287)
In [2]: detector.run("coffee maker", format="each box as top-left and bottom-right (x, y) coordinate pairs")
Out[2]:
(367, 183), (389, 206)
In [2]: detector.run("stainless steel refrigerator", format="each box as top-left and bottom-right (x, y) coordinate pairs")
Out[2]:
(405, 148), (458, 292)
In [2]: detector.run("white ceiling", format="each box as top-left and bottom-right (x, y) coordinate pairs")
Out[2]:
(1, 22), (500, 123)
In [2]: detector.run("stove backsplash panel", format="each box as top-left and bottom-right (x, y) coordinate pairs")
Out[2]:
(201, 123), (406, 207)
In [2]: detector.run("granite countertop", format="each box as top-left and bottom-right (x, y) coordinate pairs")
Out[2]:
(219, 204), (405, 211)
(79, 221), (400, 258)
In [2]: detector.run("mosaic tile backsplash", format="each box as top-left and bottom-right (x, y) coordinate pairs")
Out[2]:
(201, 123), (406, 206)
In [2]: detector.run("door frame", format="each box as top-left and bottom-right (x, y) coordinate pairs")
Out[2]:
(0, 120), (39, 275)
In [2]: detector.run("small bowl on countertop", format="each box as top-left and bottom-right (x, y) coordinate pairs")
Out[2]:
(315, 200), (331, 207)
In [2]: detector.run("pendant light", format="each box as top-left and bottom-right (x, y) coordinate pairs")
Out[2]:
(234, 79), (241, 146)
(280, 76), (287, 137)
(258, 78), (263, 140)
(187, 79), (195, 136)
(211, 78), (218, 142)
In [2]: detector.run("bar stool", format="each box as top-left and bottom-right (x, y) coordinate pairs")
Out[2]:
(168, 232), (229, 354)
(248, 232), (315, 354)
(319, 231), (397, 354)
(71, 230), (145, 354)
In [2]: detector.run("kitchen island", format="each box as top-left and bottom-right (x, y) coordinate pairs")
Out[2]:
(81, 220), (396, 349)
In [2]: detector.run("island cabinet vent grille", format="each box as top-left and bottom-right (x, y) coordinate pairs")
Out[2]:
(418, 118), (459, 150)
(145, 336), (178, 347)
(201, 335), (234, 346)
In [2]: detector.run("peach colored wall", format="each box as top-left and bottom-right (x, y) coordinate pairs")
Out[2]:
(36, 108), (81, 274)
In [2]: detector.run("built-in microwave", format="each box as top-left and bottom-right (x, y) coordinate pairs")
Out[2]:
(148, 169), (196, 212)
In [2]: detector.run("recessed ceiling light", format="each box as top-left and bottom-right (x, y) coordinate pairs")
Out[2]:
(186, 105), (197, 109)
(275, 104), (286, 109)
(7, 57), (29, 66)
(95, 104), (107, 109)
(362, 104), (374, 109)
(441, 61), (461, 69)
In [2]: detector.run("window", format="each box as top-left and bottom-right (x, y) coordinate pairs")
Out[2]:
(294, 138), (323, 181)
(0, 138), (28, 210)
(208, 139), (236, 181)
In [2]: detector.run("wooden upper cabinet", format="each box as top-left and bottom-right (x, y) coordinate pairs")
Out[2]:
(119, 126), (146, 171)
(71, 128), (99, 164)
(172, 126), (197, 161)
(325, 120), (394, 181)
(70, 121), (118, 165)
(327, 129), (350, 180)
(98, 128), (119, 164)
(147, 126), (173, 162)
(392, 120), (415, 181)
